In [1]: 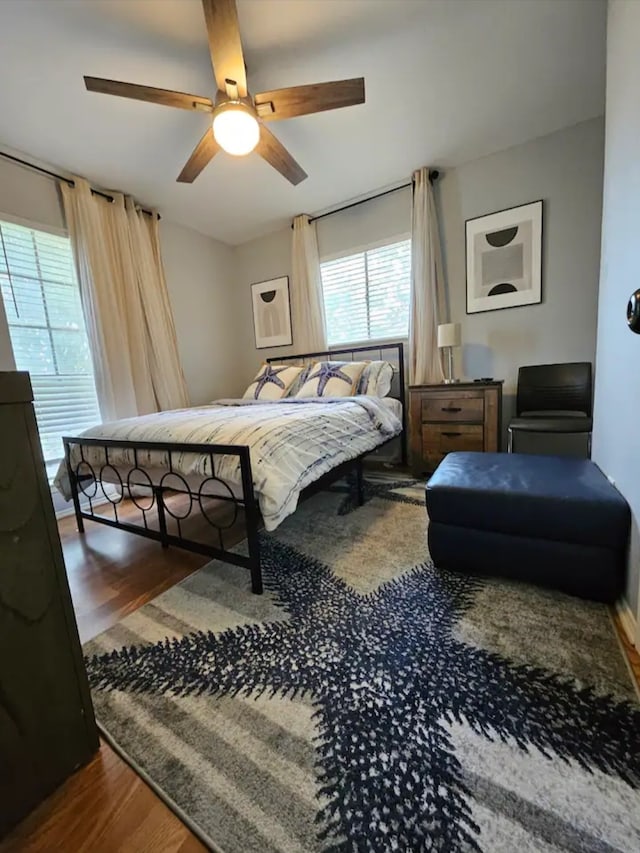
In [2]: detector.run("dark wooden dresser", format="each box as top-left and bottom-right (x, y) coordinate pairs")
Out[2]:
(409, 381), (503, 474)
(0, 372), (98, 837)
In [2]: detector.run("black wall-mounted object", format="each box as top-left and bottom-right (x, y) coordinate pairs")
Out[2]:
(628, 289), (640, 334)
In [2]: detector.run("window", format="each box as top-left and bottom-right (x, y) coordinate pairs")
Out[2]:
(0, 218), (100, 477)
(320, 238), (411, 346)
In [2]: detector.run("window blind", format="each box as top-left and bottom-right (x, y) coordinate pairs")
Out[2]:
(0, 219), (100, 475)
(320, 238), (411, 346)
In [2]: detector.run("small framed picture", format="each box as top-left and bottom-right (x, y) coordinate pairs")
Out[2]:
(251, 276), (293, 349)
(466, 200), (543, 314)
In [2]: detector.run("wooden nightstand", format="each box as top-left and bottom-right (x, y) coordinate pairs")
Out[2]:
(409, 381), (503, 474)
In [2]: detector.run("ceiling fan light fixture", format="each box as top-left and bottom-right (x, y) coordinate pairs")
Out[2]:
(212, 101), (260, 156)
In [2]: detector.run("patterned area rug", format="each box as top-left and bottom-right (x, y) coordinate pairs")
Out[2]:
(85, 473), (640, 852)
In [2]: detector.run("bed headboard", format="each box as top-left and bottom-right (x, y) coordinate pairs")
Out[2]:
(267, 342), (407, 465)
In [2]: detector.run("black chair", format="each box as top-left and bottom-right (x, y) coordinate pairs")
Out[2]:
(507, 362), (593, 456)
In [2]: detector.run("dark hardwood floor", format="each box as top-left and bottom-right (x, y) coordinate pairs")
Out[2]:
(2, 501), (639, 851)
(61, 508), (210, 645)
(1, 505), (210, 853)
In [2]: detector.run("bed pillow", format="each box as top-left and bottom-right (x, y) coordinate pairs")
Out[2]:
(295, 361), (367, 398)
(243, 364), (304, 400)
(357, 360), (395, 397)
(286, 364), (311, 397)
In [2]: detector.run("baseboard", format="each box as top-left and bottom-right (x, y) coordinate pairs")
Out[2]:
(55, 495), (113, 521)
(615, 598), (638, 648)
(55, 504), (79, 520)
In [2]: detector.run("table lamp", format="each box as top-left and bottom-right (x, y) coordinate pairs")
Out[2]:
(437, 322), (461, 384)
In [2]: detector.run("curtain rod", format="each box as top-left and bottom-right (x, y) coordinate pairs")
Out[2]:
(297, 169), (440, 228)
(0, 150), (159, 219)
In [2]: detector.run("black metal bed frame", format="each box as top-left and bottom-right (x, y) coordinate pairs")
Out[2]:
(63, 342), (406, 595)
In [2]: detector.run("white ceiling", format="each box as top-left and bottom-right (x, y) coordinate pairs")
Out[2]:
(0, 0), (606, 245)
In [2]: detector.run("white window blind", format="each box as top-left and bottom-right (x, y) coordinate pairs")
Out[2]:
(0, 219), (100, 476)
(320, 238), (411, 346)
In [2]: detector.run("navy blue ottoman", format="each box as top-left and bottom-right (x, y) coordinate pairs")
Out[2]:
(425, 452), (630, 603)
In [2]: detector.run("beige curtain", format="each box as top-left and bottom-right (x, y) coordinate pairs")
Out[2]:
(409, 167), (446, 385)
(290, 214), (327, 352)
(60, 179), (189, 421)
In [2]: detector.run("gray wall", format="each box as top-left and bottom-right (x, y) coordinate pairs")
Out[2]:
(437, 117), (604, 449)
(231, 226), (295, 387)
(592, 1), (640, 616)
(316, 188), (411, 259)
(0, 154), (66, 231)
(160, 220), (241, 404)
(232, 118), (605, 436)
(0, 156), (66, 371)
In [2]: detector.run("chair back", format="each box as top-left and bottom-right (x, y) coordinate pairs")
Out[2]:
(516, 362), (592, 417)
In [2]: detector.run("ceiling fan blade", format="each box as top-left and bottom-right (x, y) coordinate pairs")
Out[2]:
(177, 128), (220, 183)
(254, 78), (365, 121)
(256, 125), (307, 186)
(84, 76), (213, 112)
(201, 0), (247, 98)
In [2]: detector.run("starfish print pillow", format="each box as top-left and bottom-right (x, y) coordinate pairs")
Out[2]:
(296, 360), (367, 397)
(357, 360), (395, 396)
(243, 363), (304, 400)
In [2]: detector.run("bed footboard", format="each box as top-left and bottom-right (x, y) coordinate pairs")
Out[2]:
(62, 437), (263, 594)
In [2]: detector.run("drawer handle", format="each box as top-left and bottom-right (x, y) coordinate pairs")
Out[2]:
(441, 406), (462, 413)
(442, 431), (461, 437)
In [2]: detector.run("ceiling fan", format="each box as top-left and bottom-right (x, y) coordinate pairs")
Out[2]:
(83, 0), (365, 186)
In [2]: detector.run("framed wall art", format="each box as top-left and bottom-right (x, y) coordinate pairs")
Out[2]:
(251, 276), (293, 349)
(466, 200), (543, 314)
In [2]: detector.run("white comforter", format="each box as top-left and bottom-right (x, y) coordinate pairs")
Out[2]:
(55, 397), (402, 531)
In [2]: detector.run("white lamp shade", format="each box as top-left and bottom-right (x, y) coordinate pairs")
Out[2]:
(212, 104), (260, 156)
(437, 322), (461, 349)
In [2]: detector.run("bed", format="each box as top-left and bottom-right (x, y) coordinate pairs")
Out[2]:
(59, 343), (406, 594)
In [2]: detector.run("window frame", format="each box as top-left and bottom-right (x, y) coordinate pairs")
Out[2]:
(0, 209), (100, 478)
(0, 209), (70, 374)
(319, 232), (412, 349)
(0, 210), (68, 240)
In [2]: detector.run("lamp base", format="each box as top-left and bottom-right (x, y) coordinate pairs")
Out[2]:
(442, 346), (459, 384)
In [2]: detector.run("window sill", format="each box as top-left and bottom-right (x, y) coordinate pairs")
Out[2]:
(327, 335), (408, 351)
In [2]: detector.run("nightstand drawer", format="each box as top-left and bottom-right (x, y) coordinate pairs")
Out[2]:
(409, 381), (502, 474)
(422, 423), (484, 457)
(421, 395), (484, 423)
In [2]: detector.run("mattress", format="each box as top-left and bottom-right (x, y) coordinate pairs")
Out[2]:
(55, 396), (402, 531)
